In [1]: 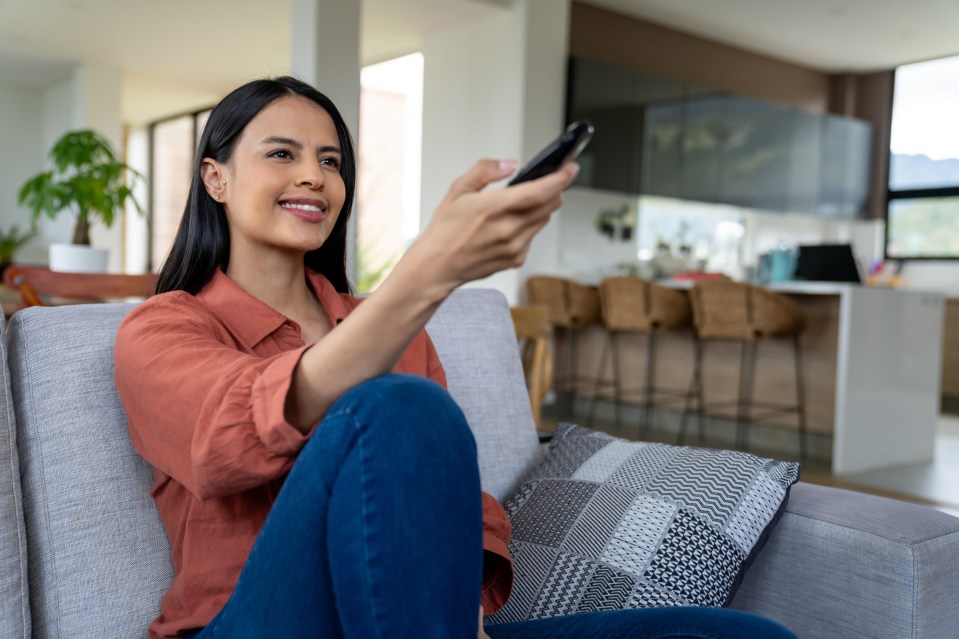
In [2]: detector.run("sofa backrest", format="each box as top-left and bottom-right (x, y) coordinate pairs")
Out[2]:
(6, 302), (172, 639)
(1, 288), (539, 639)
(0, 314), (30, 639)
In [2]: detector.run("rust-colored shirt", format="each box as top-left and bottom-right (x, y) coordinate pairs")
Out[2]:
(114, 269), (513, 639)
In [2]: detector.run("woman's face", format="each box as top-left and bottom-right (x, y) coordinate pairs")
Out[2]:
(211, 96), (346, 261)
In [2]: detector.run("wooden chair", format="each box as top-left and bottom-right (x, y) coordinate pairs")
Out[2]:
(3, 266), (157, 310)
(510, 305), (554, 432)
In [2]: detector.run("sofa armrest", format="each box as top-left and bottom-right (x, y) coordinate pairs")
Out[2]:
(730, 482), (959, 639)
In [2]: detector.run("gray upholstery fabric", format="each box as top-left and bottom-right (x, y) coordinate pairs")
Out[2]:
(3, 291), (959, 639)
(4, 290), (538, 638)
(731, 482), (959, 639)
(0, 314), (30, 639)
(7, 304), (173, 639)
(427, 288), (540, 501)
(488, 424), (800, 623)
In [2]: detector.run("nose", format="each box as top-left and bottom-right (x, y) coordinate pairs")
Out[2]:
(295, 162), (325, 191)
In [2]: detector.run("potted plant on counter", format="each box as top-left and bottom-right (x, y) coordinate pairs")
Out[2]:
(18, 129), (142, 272)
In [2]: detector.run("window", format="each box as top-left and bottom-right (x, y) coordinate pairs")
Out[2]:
(148, 109), (212, 270)
(356, 53), (424, 292)
(886, 55), (959, 259)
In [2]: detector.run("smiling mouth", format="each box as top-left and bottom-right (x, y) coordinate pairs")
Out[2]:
(279, 200), (327, 222)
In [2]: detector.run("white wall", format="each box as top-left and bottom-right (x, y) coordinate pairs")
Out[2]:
(30, 63), (126, 270)
(0, 81), (46, 263)
(899, 262), (959, 293)
(420, 0), (570, 304)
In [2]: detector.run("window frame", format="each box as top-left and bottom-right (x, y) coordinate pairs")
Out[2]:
(884, 60), (959, 261)
(146, 106), (213, 271)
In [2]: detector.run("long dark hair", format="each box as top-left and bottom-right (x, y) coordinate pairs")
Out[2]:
(156, 76), (356, 295)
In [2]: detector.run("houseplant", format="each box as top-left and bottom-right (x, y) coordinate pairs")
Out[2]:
(18, 129), (142, 272)
(0, 224), (37, 278)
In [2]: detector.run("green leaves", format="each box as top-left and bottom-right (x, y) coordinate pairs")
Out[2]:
(17, 129), (143, 245)
(0, 224), (37, 263)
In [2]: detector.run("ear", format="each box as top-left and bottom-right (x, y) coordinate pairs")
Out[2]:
(200, 159), (228, 201)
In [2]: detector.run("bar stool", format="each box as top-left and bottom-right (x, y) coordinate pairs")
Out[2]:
(524, 276), (601, 399)
(587, 277), (692, 435)
(680, 280), (808, 458)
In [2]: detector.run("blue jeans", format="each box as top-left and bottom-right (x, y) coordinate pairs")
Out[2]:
(185, 374), (796, 639)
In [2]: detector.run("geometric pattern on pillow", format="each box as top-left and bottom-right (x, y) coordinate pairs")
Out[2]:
(486, 423), (800, 624)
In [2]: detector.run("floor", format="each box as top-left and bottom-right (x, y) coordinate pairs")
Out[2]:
(541, 398), (959, 519)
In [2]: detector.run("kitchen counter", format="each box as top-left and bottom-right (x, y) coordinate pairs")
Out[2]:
(570, 279), (945, 474)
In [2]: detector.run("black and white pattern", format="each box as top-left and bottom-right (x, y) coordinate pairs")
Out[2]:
(486, 423), (800, 624)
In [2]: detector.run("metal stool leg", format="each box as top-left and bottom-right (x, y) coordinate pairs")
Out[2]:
(679, 337), (704, 445)
(640, 331), (655, 436)
(610, 332), (623, 428)
(794, 334), (808, 459)
(587, 330), (612, 427)
(554, 327), (575, 417)
(736, 340), (757, 451)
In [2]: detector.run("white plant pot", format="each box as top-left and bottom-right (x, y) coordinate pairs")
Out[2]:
(49, 243), (109, 273)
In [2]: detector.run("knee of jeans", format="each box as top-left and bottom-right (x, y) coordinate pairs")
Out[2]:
(340, 374), (475, 451)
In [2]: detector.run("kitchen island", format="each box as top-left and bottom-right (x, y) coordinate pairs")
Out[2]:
(571, 281), (944, 474)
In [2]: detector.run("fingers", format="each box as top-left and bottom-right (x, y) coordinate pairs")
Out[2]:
(446, 159), (519, 200)
(494, 161), (580, 211)
(445, 157), (580, 205)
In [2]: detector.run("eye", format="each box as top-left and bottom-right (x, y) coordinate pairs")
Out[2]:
(267, 148), (294, 160)
(320, 156), (341, 169)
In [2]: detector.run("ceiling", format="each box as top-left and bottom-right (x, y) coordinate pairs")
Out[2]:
(1, 0), (958, 124)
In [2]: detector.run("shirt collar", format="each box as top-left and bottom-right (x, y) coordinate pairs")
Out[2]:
(196, 268), (351, 348)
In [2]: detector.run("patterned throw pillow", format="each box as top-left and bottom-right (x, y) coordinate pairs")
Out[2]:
(486, 423), (800, 624)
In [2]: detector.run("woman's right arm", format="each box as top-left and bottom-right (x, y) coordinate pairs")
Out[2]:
(284, 160), (578, 432)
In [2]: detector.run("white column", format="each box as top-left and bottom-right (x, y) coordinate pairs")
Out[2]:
(291, 0), (362, 281)
(420, 0), (570, 304)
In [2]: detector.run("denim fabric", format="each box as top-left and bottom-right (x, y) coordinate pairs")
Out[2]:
(486, 607), (797, 639)
(190, 374), (483, 639)
(183, 373), (796, 639)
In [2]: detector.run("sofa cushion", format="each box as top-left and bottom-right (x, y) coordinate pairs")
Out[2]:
(0, 314), (30, 639)
(426, 288), (541, 501)
(487, 423), (800, 624)
(7, 303), (175, 639)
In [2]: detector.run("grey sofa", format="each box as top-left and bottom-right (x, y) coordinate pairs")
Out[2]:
(1, 289), (957, 639)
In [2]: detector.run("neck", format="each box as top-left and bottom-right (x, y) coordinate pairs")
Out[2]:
(225, 250), (318, 319)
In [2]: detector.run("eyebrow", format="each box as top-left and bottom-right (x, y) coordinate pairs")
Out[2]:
(260, 136), (341, 155)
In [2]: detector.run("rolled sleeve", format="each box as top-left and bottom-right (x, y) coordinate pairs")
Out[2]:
(250, 344), (316, 455)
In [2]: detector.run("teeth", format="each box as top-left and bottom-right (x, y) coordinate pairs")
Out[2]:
(283, 203), (323, 213)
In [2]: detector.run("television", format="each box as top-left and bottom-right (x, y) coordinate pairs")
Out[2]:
(793, 244), (862, 283)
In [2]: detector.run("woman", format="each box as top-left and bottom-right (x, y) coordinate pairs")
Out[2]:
(115, 76), (796, 639)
